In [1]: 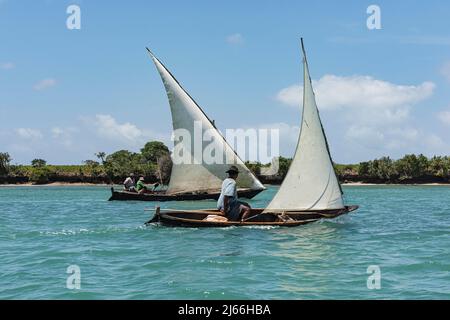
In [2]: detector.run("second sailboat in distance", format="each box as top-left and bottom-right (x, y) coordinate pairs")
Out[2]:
(109, 49), (266, 201)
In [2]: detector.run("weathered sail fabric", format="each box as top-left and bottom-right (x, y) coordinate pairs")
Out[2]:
(263, 56), (344, 212)
(148, 51), (264, 195)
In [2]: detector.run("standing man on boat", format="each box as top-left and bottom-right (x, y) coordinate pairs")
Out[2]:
(217, 166), (251, 221)
(123, 173), (136, 192)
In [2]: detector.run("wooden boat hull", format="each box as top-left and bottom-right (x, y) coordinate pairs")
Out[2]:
(108, 187), (263, 201)
(147, 205), (358, 228)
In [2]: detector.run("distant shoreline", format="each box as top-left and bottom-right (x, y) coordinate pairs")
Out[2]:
(341, 182), (450, 186)
(0, 182), (112, 187)
(2, 154), (449, 187)
(1, 181), (449, 187)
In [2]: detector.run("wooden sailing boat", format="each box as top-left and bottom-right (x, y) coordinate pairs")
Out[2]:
(109, 49), (266, 201)
(147, 39), (358, 226)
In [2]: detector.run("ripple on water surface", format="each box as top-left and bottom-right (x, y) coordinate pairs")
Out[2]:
(0, 185), (449, 299)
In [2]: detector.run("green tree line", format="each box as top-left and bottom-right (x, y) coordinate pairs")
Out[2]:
(248, 154), (450, 183)
(0, 141), (172, 184)
(1, 149), (450, 184)
(354, 154), (450, 181)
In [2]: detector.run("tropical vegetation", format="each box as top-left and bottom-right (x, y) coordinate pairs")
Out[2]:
(1, 145), (450, 184)
(1, 140), (172, 184)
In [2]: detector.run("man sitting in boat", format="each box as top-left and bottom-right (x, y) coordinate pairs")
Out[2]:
(136, 176), (159, 194)
(123, 173), (136, 192)
(217, 166), (251, 221)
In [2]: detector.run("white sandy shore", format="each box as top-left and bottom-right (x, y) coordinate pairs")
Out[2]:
(0, 182), (112, 187)
(342, 182), (450, 186)
(1, 182), (449, 187)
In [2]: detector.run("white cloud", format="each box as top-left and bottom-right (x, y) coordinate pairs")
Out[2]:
(16, 128), (43, 140)
(384, 128), (421, 150)
(437, 110), (450, 125)
(440, 61), (450, 82)
(1, 115), (171, 165)
(318, 76), (433, 110)
(241, 120), (447, 164)
(51, 127), (64, 138)
(33, 78), (57, 91)
(276, 85), (302, 107)
(90, 114), (155, 147)
(275, 74), (443, 161)
(1, 62), (14, 70)
(95, 114), (142, 141)
(425, 134), (446, 149)
(276, 75), (434, 110)
(226, 33), (244, 45)
(343, 124), (448, 159)
(388, 128), (419, 141)
(276, 75), (435, 145)
(51, 127), (78, 147)
(346, 126), (385, 146)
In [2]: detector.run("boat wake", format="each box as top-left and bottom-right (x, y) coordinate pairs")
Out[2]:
(39, 225), (147, 236)
(317, 215), (352, 225)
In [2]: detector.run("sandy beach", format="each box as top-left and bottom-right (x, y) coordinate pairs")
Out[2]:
(342, 182), (450, 186)
(1, 182), (449, 187)
(0, 182), (112, 187)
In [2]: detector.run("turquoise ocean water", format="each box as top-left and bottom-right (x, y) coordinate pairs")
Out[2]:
(0, 185), (449, 299)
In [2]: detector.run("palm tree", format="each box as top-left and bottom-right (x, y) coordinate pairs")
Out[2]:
(0, 152), (11, 175)
(95, 152), (106, 164)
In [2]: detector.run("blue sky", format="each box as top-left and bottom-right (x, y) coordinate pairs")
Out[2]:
(1, 0), (450, 164)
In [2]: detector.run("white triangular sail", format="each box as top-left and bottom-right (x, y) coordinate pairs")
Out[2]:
(263, 41), (344, 212)
(147, 49), (265, 195)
